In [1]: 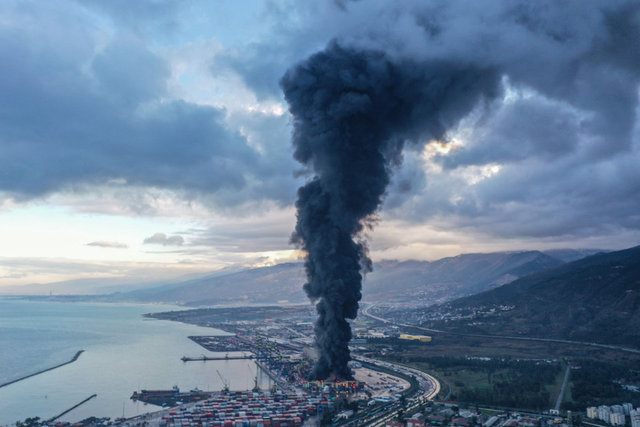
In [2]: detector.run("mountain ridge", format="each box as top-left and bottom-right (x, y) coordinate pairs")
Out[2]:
(103, 249), (569, 306)
(424, 245), (640, 348)
(3, 248), (608, 309)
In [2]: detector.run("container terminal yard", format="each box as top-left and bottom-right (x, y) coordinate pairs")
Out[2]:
(12, 304), (624, 426)
(150, 390), (330, 427)
(118, 306), (440, 427)
(19, 306), (439, 426)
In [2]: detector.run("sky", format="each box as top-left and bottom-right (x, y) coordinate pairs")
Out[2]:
(1, 0), (639, 289)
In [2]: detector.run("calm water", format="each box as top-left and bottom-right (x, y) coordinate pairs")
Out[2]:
(0, 299), (270, 425)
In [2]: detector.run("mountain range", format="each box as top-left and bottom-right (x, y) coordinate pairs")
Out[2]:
(95, 249), (596, 306)
(4, 248), (608, 309)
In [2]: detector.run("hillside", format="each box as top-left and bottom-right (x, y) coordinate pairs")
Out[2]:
(106, 250), (564, 306)
(424, 245), (640, 348)
(111, 262), (307, 306)
(364, 251), (562, 303)
(542, 248), (604, 263)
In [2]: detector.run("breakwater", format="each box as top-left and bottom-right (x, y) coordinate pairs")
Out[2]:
(181, 354), (254, 362)
(0, 350), (84, 389)
(47, 393), (97, 422)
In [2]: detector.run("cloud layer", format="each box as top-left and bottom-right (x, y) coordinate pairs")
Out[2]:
(0, 2), (296, 207)
(87, 241), (128, 249)
(143, 233), (184, 246)
(0, 0), (639, 288)
(269, 1), (640, 244)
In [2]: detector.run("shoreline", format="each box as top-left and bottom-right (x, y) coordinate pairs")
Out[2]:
(0, 350), (84, 389)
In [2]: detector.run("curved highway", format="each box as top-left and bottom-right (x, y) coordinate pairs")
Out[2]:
(343, 354), (440, 426)
(354, 355), (440, 400)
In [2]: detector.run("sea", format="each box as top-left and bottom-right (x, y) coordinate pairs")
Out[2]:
(0, 298), (272, 425)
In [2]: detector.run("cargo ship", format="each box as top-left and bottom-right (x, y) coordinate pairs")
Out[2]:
(131, 386), (210, 406)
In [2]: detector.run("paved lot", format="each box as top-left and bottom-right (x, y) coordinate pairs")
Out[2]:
(353, 366), (410, 398)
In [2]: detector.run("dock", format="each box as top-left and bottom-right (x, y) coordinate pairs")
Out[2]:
(0, 350), (84, 389)
(181, 354), (254, 362)
(255, 360), (290, 391)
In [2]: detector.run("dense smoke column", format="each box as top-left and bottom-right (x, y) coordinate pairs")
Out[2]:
(281, 43), (500, 380)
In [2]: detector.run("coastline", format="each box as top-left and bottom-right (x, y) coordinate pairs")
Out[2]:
(0, 300), (265, 424)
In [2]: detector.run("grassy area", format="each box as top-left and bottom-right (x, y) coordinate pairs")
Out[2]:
(546, 364), (568, 408)
(359, 330), (640, 410)
(561, 360), (640, 410)
(397, 327), (640, 366)
(431, 367), (493, 398)
(377, 355), (560, 410)
(479, 408), (503, 416)
(562, 376), (574, 407)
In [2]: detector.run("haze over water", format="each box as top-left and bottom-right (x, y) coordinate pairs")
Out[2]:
(0, 299), (269, 425)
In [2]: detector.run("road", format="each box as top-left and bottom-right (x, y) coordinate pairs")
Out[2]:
(343, 355), (440, 426)
(555, 365), (571, 411)
(361, 303), (640, 355)
(354, 355), (440, 401)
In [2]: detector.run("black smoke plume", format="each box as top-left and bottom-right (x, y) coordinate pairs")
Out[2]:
(281, 43), (500, 380)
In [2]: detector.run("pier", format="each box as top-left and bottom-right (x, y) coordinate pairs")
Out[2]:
(47, 394), (97, 422)
(255, 359), (290, 391)
(181, 354), (254, 362)
(0, 350), (84, 389)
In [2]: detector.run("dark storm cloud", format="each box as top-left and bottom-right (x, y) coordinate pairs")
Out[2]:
(225, 43), (289, 101)
(437, 1), (640, 160)
(224, 1), (640, 173)
(440, 96), (584, 167)
(91, 35), (169, 107)
(341, 0), (640, 243)
(222, 110), (300, 206)
(388, 143), (640, 242)
(0, 2), (274, 203)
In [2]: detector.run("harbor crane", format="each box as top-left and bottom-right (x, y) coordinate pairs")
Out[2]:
(217, 369), (230, 393)
(249, 364), (260, 392)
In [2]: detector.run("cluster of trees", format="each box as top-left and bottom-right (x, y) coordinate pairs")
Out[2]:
(366, 337), (430, 347)
(16, 417), (111, 427)
(457, 383), (551, 410)
(565, 360), (640, 410)
(401, 356), (561, 410)
(455, 359), (558, 410)
(15, 418), (43, 427)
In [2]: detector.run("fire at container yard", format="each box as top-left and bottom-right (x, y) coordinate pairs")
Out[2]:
(131, 306), (417, 426)
(281, 42), (500, 381)
(181, 332), (365, 397)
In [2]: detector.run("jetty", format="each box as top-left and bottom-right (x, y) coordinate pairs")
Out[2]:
(181, 354), (254, 362)
(0, 350), (84, 389)
(47, 393), (97, 422)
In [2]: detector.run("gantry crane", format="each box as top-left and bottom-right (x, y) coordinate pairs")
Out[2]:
(216, 369), (230, 393)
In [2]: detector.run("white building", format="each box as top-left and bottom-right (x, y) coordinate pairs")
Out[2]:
(623, 403), (633, 415)
(611, 405), (625, 414)
(586, 407), (598, 419)
(610, 412), (625, 426)
(630, 409), (640, 427)
(598, 405), (611, 423)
